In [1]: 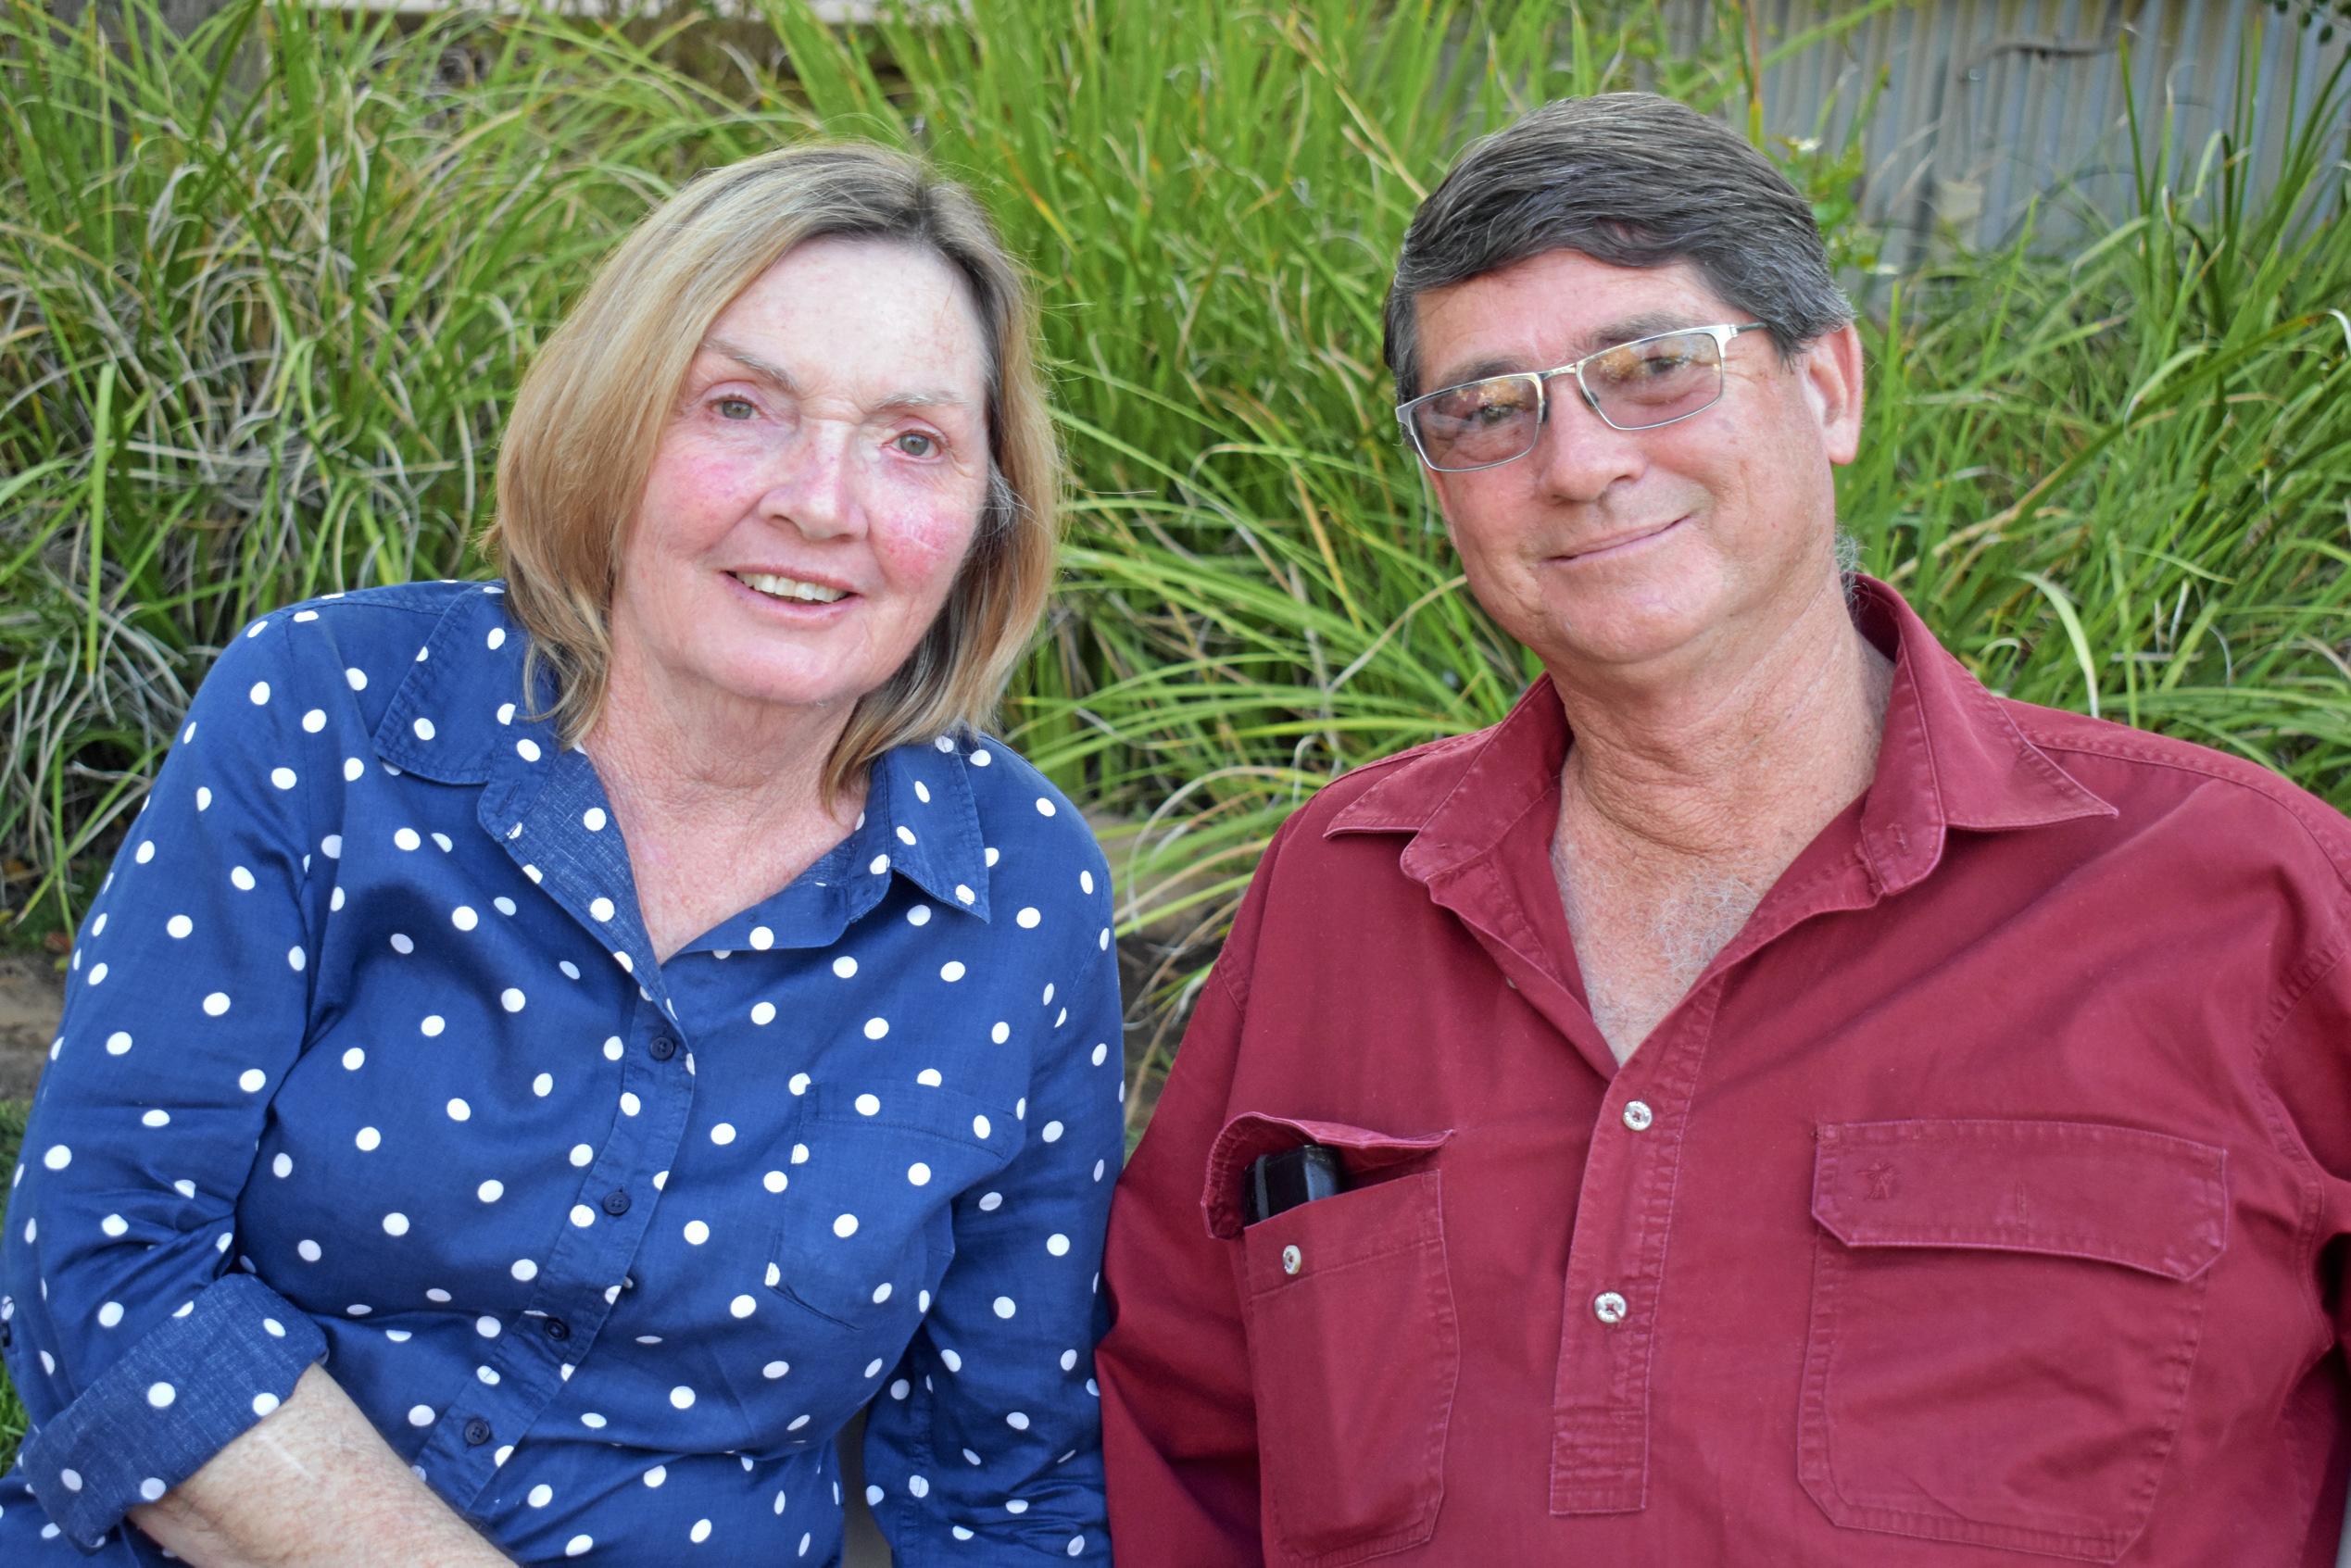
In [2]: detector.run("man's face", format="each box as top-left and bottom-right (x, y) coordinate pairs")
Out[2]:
(1412, 249), (1862, 684)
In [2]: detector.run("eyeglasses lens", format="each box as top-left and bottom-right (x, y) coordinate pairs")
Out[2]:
(1586, 331), (1724, 430)
(1409, 375), (1542, 470)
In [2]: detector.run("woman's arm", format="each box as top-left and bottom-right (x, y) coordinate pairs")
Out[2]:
(861, 830), (1125, 1562)
(131, 1365), (507, 1567)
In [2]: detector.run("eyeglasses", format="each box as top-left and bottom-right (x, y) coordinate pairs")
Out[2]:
(1396, 321), (1767, 472)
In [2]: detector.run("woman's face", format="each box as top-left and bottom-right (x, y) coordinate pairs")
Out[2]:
(608, 236), (993, 730)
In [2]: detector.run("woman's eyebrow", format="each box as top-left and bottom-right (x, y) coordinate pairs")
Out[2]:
(698, 336), (970, 417)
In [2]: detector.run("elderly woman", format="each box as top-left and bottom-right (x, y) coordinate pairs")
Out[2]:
(0, 143), (1122, 1564)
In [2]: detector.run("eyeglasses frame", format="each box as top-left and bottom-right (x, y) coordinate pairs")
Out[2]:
(1395, 320), (1770, 473)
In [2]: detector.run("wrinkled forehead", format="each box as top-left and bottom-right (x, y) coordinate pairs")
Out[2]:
(1413, 249), (1733, 391)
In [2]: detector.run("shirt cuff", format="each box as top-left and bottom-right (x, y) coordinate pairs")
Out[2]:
(19, 1273), (325, 1553)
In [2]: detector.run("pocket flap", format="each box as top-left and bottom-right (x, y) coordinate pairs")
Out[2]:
(1201, 1112), (1454, 1241)
(1812, 1119), (2227, 1282)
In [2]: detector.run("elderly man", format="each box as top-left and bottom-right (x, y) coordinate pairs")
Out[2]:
(1094, 92), (2351, 1566)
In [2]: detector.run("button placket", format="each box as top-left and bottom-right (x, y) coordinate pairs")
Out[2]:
(1549, 985), (1723, 1516)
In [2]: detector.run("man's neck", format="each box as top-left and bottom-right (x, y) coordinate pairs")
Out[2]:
(1550, 571), (1893, 872)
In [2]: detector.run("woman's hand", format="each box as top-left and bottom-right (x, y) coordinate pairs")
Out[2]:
(132, 1366), (509, 1568)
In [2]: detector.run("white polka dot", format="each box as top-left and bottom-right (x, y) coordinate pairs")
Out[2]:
(587, 896), (617, 922)
(142, 1109), (171, 1128)
(248, 681), (270, 706)
(710, 1123), (736, 1146)
(691, 1520), (712, 1544)
(516, 736), (542, 762)
(534, 1073), (554, 1097)
(939, 960), (966, 983)
(985, 847), (1001, 867)
(1091, 1043), (1111, 1066)
(394, 827), (421, 851)
(202, 992), (231, 1017)
(833, 1213), (859, 1238)
(645, 1466), (668, 1487)
(139, 1477), (167, 1502)
(344, 757), (365, 782)
(42, 1144), (70, 1171)
(729, 1293), (756, 1319)
(106, 1031), (132, 1055)
(1036, 797), (1056, 816)
(1061, 1348), (1079, 1371)
(570, 1144), (594, 1167)
(751, 1001), (776, 1026)
(895, 825), (917, 846)
(955, 884), (975, 904)
(288, 946), (307, 972)
(1008, 1410), (1030, 1429)
(357, 1125), (385, 1152)
(500, 988), (525, 1013)
(272, 1152), (294, 1177)
(991, 1022), (1012, 1045)
(684, 1220), (710, 1245)
(94, 1299), (122, 1328)
(670, 1386), (696, 1410)
(1043, 1121), (1066, 1143)
(863, 1017), (889, 1040)
(870, 854), (891, 875)
(916, 1068), (943, 1086)
(832, 955), (858, 978)
(511, 1259), (538, 1281)
(763, 1361), (788, 1380)
(974, 1115), (992, 1139)
(788, 1072), (811, 1096)
(620, 1092), (641, 1116)
(907, 907), (932, 926)
(582, 808), (606, 832)
(571, 1204), (596, 1228)
(994, 1296), (1018, 1319)
(231, 865), (257, 891)
(445, 1098), (472, 1122)
(764, 1170), (788, 1192)
(566, 1536), (593, 1557)
(940, 1348), (962, 1373)
(238, 1069), (266, 1094)
(452, 906), (478, 931)
(167, 914), (193, 939)
(978, 1191), (1004, 1211)
(1048, 1233), (1072, 1256)
(421, 1013), (444, 1036)
(855, 1093), (881, 1116)
(527, 1483), (553, 1508)
(477, 1180), (504, 1202)
(147, 1381), (177, 1409)
(61, 1468), (82, 1492)
(908, 1161), (932, 1185)
(1017, 907), (1042, 929)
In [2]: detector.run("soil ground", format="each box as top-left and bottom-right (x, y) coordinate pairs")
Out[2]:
(0, 953), (57, 1103)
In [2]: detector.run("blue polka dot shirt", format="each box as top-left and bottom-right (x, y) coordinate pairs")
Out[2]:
(0, 581), (1125, 1563)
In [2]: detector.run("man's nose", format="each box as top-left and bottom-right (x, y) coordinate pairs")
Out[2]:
(1527, 380), (1646, 502)
(759, 422), (865, 541)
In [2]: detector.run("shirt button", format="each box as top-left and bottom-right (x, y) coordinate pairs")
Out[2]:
(462, 1417), (493, 1447)
(647, 1035), (678, 1061)
(1622, 1100), (1654, 1132)
(543, 1317), (571, 1342)
(600, 1189), (631, 1217)
(1593, 1291), (1629, 1325)
(1280, 1245), (1302, 1276)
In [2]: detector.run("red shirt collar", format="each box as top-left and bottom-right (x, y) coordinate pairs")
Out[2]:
(1325, 575), (2114, 894)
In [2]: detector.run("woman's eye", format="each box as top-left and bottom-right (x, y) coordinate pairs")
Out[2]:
(892, 431), (939, 458)
(714, 396), (758, 420)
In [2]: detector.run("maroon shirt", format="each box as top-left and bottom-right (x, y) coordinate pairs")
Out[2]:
(1097, 579), (2351, 1567)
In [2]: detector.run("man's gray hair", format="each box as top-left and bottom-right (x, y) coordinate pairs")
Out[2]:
(1382, 93), (1854, 400)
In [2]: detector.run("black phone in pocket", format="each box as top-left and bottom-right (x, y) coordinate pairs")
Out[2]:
(1240, 1142), (1349, 1225)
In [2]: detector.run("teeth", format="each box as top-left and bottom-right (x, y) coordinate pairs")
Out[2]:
(735, 571), (846, 604)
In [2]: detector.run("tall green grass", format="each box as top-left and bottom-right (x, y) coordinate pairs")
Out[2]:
(4, 0), (2347, 1108)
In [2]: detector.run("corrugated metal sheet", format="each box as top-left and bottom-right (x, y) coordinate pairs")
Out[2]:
(1666, 0), (2350, 268)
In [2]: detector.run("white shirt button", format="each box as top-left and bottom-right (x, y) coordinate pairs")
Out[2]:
(1622, 1100), (1654, 1132)
(1593, 1290), (1628, 1324)
(1281, 1245), (1303, 1277)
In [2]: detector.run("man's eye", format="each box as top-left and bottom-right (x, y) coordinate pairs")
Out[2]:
(892, 431), (939, 458)
(714, 396), (758, 420)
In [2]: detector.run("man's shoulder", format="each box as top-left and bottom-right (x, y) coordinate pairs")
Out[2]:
(2005, 695), (2351, 888)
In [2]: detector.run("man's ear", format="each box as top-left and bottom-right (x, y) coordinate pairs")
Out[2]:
(1800, 320), (1865, 466)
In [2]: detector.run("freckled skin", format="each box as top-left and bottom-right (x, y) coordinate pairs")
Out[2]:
(608, 236), (994, 735)
(1415, 250), (1860, 689)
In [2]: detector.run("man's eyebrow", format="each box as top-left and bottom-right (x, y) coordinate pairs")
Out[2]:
(1426, 311), (1711, 391)
(694, 336), (974, 417)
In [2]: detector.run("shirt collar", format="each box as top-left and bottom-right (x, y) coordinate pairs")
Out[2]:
(370, 582), (992, 923)
(1326, 575), (2114, 894)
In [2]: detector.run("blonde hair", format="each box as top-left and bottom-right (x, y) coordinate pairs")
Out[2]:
(482, 142), (1062, 802)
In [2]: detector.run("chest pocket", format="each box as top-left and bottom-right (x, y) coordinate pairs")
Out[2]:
(766, 1085), (1018, 1331)
(1799, 1119), (2227, 1563)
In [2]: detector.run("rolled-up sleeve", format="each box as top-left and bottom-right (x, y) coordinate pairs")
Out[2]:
(864, 837), (1125, 1562)
(2, 617), (332, 1549)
